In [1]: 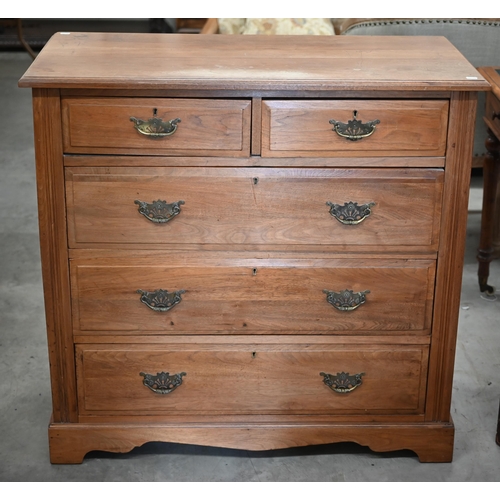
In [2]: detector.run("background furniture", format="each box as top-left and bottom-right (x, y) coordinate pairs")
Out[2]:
(201, 18), (343, 35)
(339, 19), (500, 170)
(19, 32), (487, 464)
(497, 399), (500, 446)
(0, 19), (36, 58)
(476, 67), (500, 296)
(0, 19), (205, 53)
(476, 67), (500, 446)
(175, 18), (207, 33)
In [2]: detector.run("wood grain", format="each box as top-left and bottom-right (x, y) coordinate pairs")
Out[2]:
(66, 167), (443, 249)
(426, 92), (478, 422)
(262, 100), (449, 157)
(251, 96), (262, 155)
(18, 33), (488, 92)
(48, 421), (454, 463)
(64, 154), (446, 168)
(75, 343), (428, 415)
(70, 255), (436, 334)
(32, 89), (77, 423)
(62, 97), (251, 156)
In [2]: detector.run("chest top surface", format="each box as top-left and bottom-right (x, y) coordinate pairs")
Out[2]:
(18, 32), (489, 92)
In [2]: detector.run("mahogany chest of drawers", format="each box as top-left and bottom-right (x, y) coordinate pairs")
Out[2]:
(19, 33), (489, 463)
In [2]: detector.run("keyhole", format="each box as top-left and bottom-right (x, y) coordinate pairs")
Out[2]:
(153, 108), (158, 116)
(253, 177), (259, 185)
(252, 268), (257, 276)
(252, 352), (256, 358)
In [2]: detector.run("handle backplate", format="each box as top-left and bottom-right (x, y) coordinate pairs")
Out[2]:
(137, 288), (185, 312)
(329, 110), (380, 141)
(135, 199), (185, 224)
(320, 371), (365, 393)
(130, 110), (181, 138)
(140, 371), (186, 394)
(326, 201), (375, 225)
(323, 289), (370, 311)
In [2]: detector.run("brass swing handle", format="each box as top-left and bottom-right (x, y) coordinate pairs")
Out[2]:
(135, 199), (185, 224)
(140, 371), (186, 394)
(320, 371), (365, 393)
(130, 112), (181, 138)
(137, 288), (186, 312)
(329, 110), (380, 141)
(326, 201), (375, 225)
(323, 289), (370, 311)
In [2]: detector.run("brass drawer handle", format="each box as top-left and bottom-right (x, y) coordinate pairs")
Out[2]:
(329, 110), (380, 141)
(137, 288), (186, 312)
(140, 371), (186, 394)
(135, 199), (185, 224)
(326, 201), (375, 225)
(130, 109), (181, 138)
(320, 371), (365, 393)
(323, 289), (370, 311)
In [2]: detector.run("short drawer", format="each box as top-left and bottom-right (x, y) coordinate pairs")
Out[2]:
(70, 255), (435, 334)
(62, 98), (251, 156)
(66, 167), (443, 250)
(261, 100), (449, 157)
(76, 343), (429, 415)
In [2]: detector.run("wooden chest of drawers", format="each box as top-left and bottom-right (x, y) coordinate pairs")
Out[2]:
(19, 33), (489, 463)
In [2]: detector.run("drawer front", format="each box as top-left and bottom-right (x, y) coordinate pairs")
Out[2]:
(66, 167), (443, 250)
(76, 343), (429, 415)
(262, 100), (449, 157)
(71, 256), (435, 334)
(62, 98), (251, 156)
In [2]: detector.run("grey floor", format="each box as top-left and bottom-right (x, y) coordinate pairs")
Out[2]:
(1, 51), (499, 482)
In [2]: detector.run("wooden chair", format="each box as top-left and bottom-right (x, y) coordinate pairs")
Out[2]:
(0, 18), (36, 59)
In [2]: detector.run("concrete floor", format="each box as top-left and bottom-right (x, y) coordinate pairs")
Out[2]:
(1, 51), (499, 481)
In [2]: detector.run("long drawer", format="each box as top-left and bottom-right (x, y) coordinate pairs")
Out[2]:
(62, 98), (251, 156)
(66, 167), (443, 250)
(70, 255), (435, 334)
(261, 100), (449, 157)
(76, 343), (429, 415)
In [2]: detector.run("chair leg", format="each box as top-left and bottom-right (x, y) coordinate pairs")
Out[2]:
(496, 399), (500, 446)
(477, 129), (500, 295)
(16, 19), (36, 59)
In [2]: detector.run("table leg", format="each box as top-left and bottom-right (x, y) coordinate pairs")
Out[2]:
(497, 398), (500, 446)
(477, 129), (500, 295)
